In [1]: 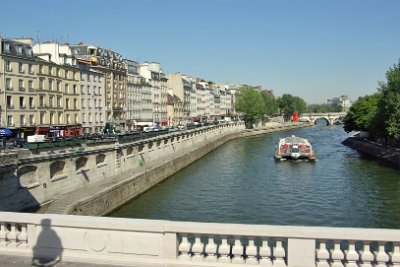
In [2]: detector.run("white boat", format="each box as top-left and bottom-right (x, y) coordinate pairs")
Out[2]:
(274, 135), (316, 160)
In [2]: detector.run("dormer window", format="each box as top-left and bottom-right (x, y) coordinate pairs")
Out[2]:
(4, 43), (11, 53)
(16, 45), (22, 55)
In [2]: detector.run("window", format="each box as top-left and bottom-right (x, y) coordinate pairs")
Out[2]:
(82, 113), (86, 122)
(19, 96), (25, 108)
(57, 68), (61, 77)
(29, 115), (34, 125)
(7, 115), (13, 126)
(73, 85), (77, 94)
(49, 66), (53, 76)
(28, 80), (33, 90)
(25, 47), (32, 57)
(50, 113), (54, 124)
(6, 60), (12, 71)
(29, 97), (34, 109)
(40, 113), (45, 124)
(7, 96), (12, 108)
(29, 64), (33, 74)
(65, 70), (69, 79)
(6, 78), (12, 90)
(49, 80), (53, 91)
(58, 113), (63, 124)
(88, 113), (92, 123)
(81, 99), (85, 108)
(39, 96), (45, 107)
(57, 97), (62, 108)
(81, 85), (84, 95)
(39, 78), (44, 90)
(73, 99), (77, 109)
(19, 79), (24, 90)
(16, 46), (22, 55)
(66, 114), (70, 124)
(66, 99), (70, 109)
(87, 74), (91, 82)
(57, 81), (61, 91)
(87, 85), (91, 94)
(65, 84), (69, 93)
(20, 115), (25, 126)
(49, 96), (54, 108)
(39, 65), (44, 74)
(75, 114), (78, 123)
(4, 43), (10, 53)
(19, 63), (24, 73)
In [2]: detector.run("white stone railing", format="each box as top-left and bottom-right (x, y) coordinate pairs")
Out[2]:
(0, 212), (399, 267)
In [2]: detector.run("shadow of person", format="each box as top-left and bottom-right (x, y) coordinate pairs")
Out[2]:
(32, 218), (63, 267)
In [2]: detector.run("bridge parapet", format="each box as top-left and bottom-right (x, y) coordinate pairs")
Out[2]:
(0, 212), (399, 267)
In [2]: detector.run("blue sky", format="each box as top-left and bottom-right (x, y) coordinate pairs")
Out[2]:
(1, 0), (399, 104)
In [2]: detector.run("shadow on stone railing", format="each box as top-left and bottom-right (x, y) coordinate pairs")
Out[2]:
(0, 212), (399, 267)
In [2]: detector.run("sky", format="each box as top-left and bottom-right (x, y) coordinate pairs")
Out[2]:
(1, 0), (399, 104)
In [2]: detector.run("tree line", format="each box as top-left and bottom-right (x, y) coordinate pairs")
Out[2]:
(234, 85), (307, 128)
(343, 61), (400, 147)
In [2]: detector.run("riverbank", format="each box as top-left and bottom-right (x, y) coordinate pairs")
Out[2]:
(342, 137), (400, 170)
(38, 122), (311, 216)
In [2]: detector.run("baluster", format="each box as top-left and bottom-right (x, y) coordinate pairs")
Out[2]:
(218, 236), (231, 263)
(0, 223), (6, 247)
(191, 235), (204, 261)
(204, 236), (217, 262)
(6, 223), (17, 247)
(390, 242), (400, 267)
(16, 224), (28, 247)
(245, 238), (259, 265)
(273, 239), (286, 267)
(316, 240), (331, 267)
(344, 241), (359, 267)
(359, 242), (374, 267)
(178, 235), (191, 260)
(259, 239), (273, 266)
(374, 242), (389, 267)
(331, 241), (345, 267)
(231, 237), (244, 264)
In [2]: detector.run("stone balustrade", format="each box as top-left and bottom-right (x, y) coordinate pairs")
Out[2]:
(0, 212), (399, 267)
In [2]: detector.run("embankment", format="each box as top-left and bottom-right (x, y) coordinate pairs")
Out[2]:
(342, 137), (400, 170)
(48, 122), (312, 216)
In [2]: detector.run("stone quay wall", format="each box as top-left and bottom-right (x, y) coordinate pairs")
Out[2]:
(0, 122), (311, 214)
(342, 137), (400, 170)
(67, 122), (311, 216)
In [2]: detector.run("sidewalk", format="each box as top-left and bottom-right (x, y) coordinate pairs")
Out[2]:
(0, 255), (130, 267)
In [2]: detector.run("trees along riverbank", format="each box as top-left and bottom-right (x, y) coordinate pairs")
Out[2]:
(343, 61), (400, 148)
(342, 61), (400, 169)
(234, 85), (307, 128)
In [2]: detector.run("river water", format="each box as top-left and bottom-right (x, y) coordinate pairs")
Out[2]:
(109, 122), (400, 229)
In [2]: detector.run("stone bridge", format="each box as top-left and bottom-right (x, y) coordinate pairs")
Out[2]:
(299, 112), (347, 125)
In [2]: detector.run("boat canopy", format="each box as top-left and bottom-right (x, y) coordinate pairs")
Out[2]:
(283, 136), (307, 144)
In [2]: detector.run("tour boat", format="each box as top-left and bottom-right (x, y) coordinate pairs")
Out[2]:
(274, 135), (316, 161)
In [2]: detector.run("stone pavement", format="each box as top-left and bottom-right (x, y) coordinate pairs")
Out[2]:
(0, 255), (130, 267)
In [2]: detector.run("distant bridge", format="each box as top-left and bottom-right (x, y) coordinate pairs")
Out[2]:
(299, 112), (347, 125)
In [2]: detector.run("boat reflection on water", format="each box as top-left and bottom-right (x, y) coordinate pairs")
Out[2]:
(274, 135), (317, 161)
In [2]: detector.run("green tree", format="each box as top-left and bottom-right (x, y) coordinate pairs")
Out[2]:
(261, 92), (278, 116)
(343, 94), (379, 133)
(374, 62), (400, 144)
(278, 94), (307, 121)
(235, 85), (265, 128)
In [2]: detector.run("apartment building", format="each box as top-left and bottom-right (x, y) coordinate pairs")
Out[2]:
(139, 62), (168, 126)
(33, 43), (81, 127)
(125, 59), (152, 129)
(77, 59), (105, 134)
(0, 38), (38, 137)
(71, 44), (126, 131)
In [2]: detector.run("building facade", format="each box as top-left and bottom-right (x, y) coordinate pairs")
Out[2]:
(0, 38), (37, 137)
(71, 44), (126, 132)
